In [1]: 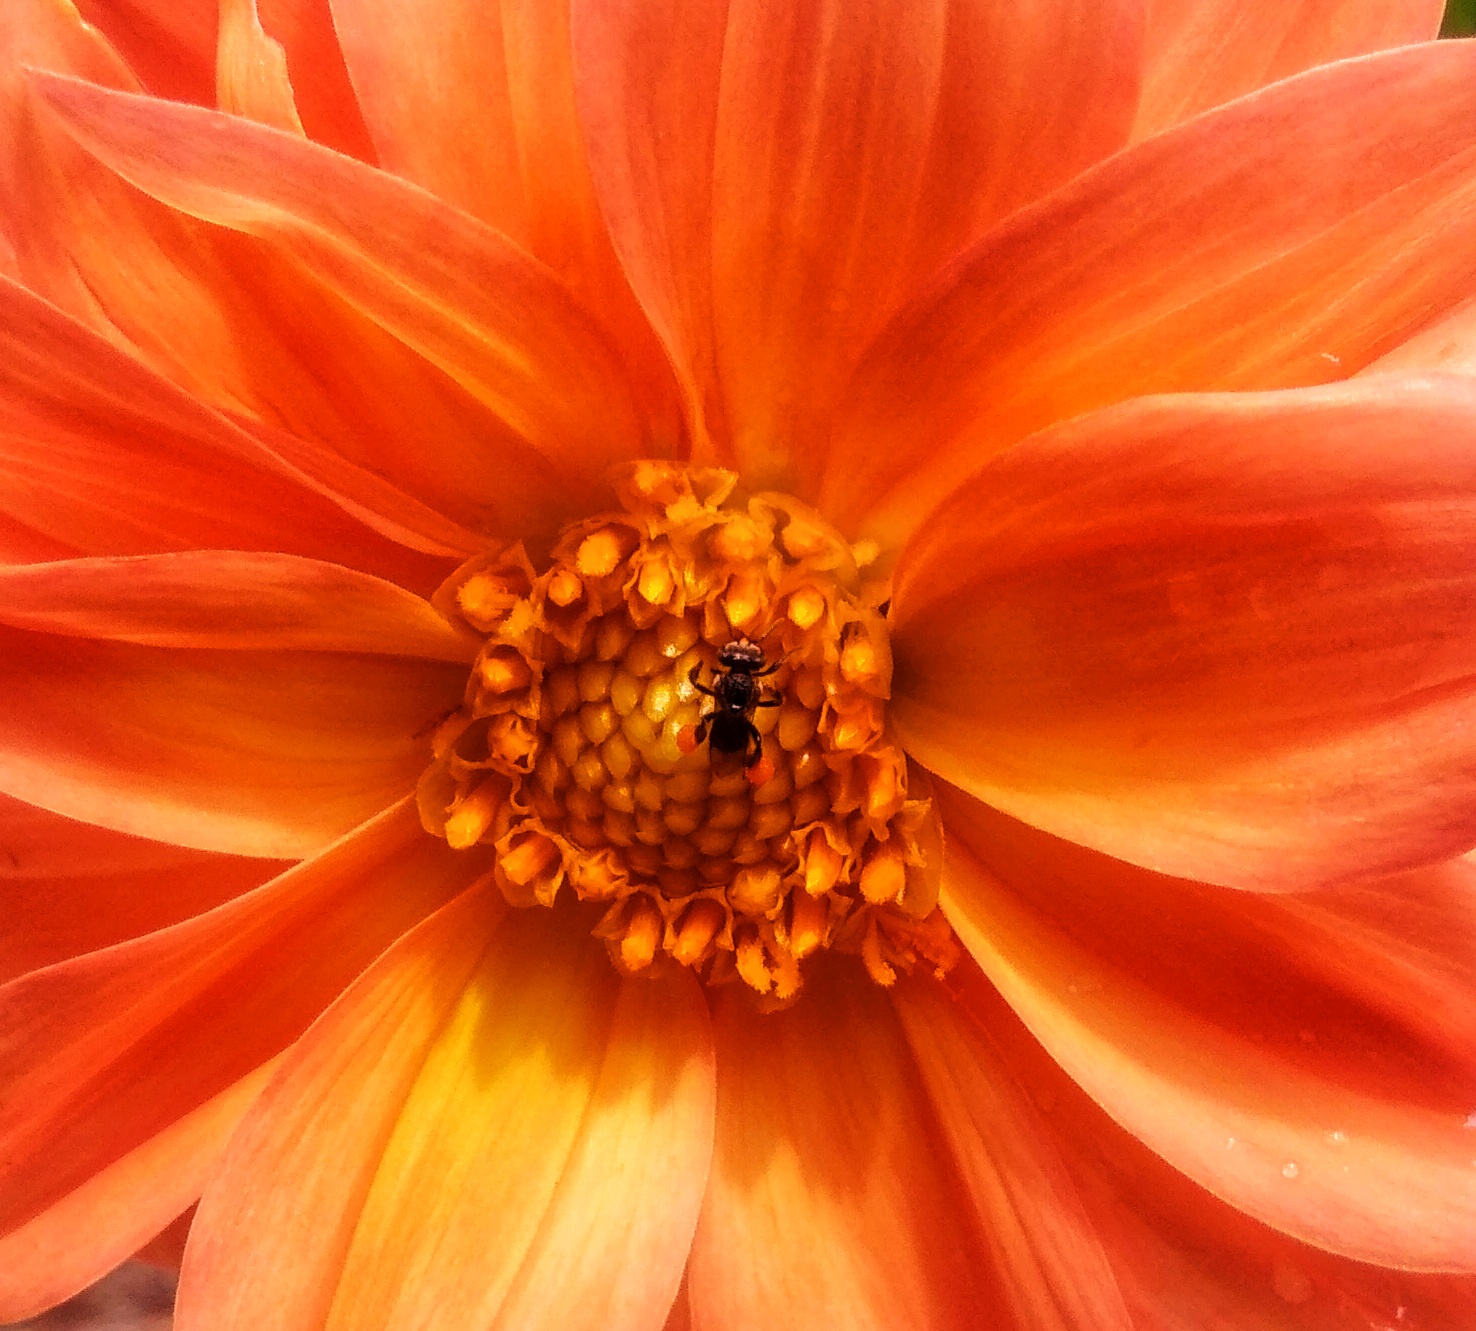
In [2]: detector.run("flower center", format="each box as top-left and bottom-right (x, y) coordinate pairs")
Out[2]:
(420, 462), (957, 1001)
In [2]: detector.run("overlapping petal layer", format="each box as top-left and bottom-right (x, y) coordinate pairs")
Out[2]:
(0, 554), (466, 856)
(1133, 0), (1445, 137)
(0, 794), (284, 984)
(946, 966), (1476, 1329)
(0, 274), (460, 583)
(180, 893), (714, 1331)
(0, 802), (484, 1319)
(823, 41), (1476, 543)
(690, 962), (1002, 1330)
(7, 41), (662, 540)
(891, 377), (1476, 889)
(937, 790), (1476, 1271)
(572, 0), (1142, 479)
(893, 981), (1132, 1331)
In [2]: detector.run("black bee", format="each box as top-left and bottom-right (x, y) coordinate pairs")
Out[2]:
(685, 637), (782, 768)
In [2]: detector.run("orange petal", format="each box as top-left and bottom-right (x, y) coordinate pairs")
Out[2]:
(939, 790), (1476, 1271)
(0, 1062), (274, 1323)
(825, 40), (1476, 545)
(951, 957), (1476, 1330)
(705, 0), (946, 489)
(216, 0), (304, 134)
(18, 68), (649, 541)
(890, 377), (1476, 889)
(0, 612), (463, 856)
(0, 553), (478, 662)
(0, 793), (284, 984)
(0, 270), (456, 589)
(573, 0), (1143, 472)
(689, 960), (1004, 1330)
(893, 979), (1132, 1331)
(328, 0), (681, 442)
(252, 0), (376, 158)
(71, 0), (215, 103)
(1134, 0), (1445, 139)
(0, 801), (481, 1320)
(1365, 298), (1476, 378)
(179, 899), (713, 1331)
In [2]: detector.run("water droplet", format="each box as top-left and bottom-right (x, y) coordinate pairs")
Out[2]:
(1281, 1161), (1300, 1179)
(1326, 1130), (1347, 1145)
(1224, 1136), (1237, 1149)
(1463, 1111), (1476, 1130)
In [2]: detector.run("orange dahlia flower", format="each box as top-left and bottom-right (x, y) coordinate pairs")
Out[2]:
(4, 0), (1476, 1327)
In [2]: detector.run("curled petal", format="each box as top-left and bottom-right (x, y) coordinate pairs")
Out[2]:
(938, 790), (1476, 1271)
(825, 40), (1476, 544)
(891, 378), (1476, 889)
(180, 898), (714, 1331)
(689, 961), (1004, 1330)
(0, 802), (481, 1320)
(1133, 0), (1445, 139)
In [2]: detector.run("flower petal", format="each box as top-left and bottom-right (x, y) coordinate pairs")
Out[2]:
(892, 980), (1133, 1331)
(689, 961), (1004, 1330)
(71, 0), (215, 103)
(217, 0), (304, 134)
(570, 0), (1142, 467)
(939, 789), (1476, 1271)
(252, 0), (376, 158)
(0, 271), (456, 589)
(0, 553), (478, 662)
(953, 958), (1476, 1330)
(1365, 300), (1476, 377)
(181, 897), (712, 1331)
(326, 0), (680, 440)
(0, 801), (480, 1319)
(0, 793), (284, 984)
(0, 1064), (274, 1323)
(17, 68), (652, 540)
(824, 40), (1476, 544)
(0, 610), (464, 856)
(890, 378), (1476, 890)
(1133, 0), (1445, 139)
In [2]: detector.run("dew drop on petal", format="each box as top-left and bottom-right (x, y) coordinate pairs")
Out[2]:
(1281, 1161), (1300, 1179)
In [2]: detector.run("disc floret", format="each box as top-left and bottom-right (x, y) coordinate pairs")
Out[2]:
(420, 462), (956, 1000)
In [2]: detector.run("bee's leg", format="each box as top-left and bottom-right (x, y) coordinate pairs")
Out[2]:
(753, 660), (783, 677)
(689, 664), (717, 698)
(754, 696), (781, 708)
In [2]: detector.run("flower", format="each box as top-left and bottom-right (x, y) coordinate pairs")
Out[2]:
(3, 0), (1476, 1327)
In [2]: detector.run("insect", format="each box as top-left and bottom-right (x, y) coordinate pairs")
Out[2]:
(681, 637), (782, 770)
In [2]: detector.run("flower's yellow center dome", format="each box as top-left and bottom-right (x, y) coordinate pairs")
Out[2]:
(420, 462), (956, 1001)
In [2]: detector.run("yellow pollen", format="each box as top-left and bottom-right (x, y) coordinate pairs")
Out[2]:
(576, 530), (625, 578)
(421, 462), (953, 1001)
(787, 586), (826, 630)
(546, 568), (583, 607)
